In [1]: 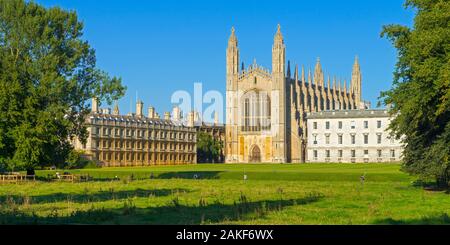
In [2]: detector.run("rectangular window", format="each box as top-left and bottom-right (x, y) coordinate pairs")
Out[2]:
(351, 150), (356, 158)
(351, 121), (356, 129)
(326, 150), (330, 158)
(338, 150), (343, 158)
(313, 150), (318, 158)
(351, 135), (356, 144)
(391, 150), (396, 158)
(313, 135), (318, 145)
(325, 135), (330, 144)
(364, 150), (369, 155)
(364, 134), (369, 144)
(326, 121), (330, 130)
(377, 134), (382, 144)
(377, 150), (382, 158)
(338, 121), (343, 129)
(338, 135), (343, 144)
(313, 122), (317, 130)
(377, 120), (382, 129)
(364, 121), (369, 129)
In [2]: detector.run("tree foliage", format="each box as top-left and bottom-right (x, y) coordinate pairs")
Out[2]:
(197, 131), (223, 163)
(0, 0), (126, 171)
(381, 0), (450, 186)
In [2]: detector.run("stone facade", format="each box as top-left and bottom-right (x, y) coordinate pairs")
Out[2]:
(72, 99), (197, 167)
(306, 110), (403, 163)
(225, 25), (367, 163)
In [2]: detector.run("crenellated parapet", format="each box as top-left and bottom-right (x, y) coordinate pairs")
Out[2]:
(238, 62), (272, 81)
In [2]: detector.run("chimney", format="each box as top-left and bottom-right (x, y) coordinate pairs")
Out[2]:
(164, 112), (171, 121)
(92, 97), (99, 113)
(172, 106), (181, 121)
(187, 111), (195, 127)
(102, 108), (111, 115)
(148, 106), (155, 119)
(136, 100), (143, 117)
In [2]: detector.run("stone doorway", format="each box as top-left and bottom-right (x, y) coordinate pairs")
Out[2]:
(249, 145), (262, 163)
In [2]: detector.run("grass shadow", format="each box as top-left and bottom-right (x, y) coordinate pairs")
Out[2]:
(0, 188), (190, 205)
(373, 213), (450, 225)
(0, 193), (324, 225)
(411, 180), (450, 193)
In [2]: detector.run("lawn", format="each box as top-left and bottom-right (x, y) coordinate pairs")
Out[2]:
(1, 163), (449, 225)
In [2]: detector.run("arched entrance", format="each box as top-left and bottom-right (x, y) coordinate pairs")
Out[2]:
(249, 145), (262, 163)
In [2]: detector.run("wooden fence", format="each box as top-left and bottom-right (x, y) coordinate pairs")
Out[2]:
(1, 172), (92, 184)
(0, 174), (36, 184)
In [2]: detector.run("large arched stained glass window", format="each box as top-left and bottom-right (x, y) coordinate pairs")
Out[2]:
(240, 90), (271, 132)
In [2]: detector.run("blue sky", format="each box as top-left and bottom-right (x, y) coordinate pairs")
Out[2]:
(37, 0), (414, 120)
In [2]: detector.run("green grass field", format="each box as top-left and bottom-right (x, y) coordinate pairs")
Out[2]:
(1, 163), (449, 225)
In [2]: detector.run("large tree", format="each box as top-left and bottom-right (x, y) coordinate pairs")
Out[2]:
(381, 0), (450, 186)
(0, 0), (126, 171)
(197, 132), (223, 163)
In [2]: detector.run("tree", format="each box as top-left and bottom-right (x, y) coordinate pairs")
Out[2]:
(197, 132), (223, 163)
(381, 0), (450, 186)
(0, 0), (126, 171)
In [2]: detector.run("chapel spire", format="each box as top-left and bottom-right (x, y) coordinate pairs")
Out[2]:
(274, 24), (284, 44)
(351, 55), (362, 106)
(272, 24), (286, 75)
(226, 26), (239, 87)
(314, 57), (324, 88)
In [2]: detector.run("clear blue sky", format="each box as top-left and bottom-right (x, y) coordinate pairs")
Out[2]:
(37, 0), (414, 120)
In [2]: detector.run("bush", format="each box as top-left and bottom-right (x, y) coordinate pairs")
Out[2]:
(62, 150), (99, 169)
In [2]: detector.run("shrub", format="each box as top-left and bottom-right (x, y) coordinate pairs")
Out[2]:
(62, 150), (98, 169)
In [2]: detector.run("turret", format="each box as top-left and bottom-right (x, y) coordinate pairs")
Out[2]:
(225, 27), (240, 163)
(226, 27), (239, 90)
(272, 24), (286, 76)
(351, 56), (362, 105)
(136, 100), (143, 117)
(271, 24), (287, 163)
(314, 57), (324, 88)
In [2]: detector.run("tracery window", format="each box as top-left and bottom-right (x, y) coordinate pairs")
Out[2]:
(240, 90), (271, 132)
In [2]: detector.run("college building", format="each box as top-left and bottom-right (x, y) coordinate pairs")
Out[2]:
(306, 110), (403, 163)
(72, 99), (198, 167)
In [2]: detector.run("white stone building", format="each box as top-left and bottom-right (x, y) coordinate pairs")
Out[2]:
(306, 110), (403, 163)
